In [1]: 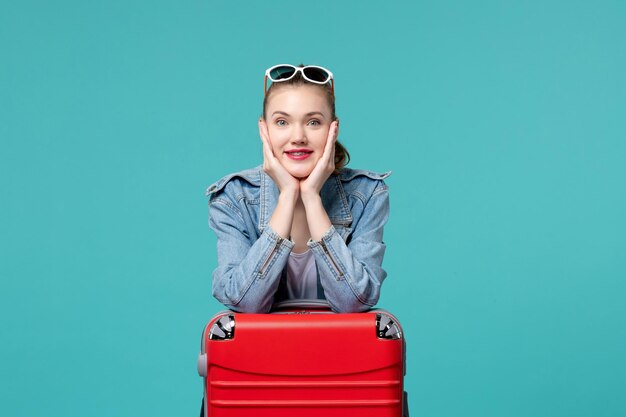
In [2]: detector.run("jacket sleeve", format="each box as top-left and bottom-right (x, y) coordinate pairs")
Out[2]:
(208, 195), (294, 313)
(307, 181), (389, 313)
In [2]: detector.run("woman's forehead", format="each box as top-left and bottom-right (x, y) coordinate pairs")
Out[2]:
(267, 85), (331, 116)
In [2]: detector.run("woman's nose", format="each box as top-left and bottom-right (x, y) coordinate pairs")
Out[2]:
(291, 125), (307, 143)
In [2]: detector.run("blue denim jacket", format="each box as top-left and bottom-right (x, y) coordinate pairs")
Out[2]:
(206, 166), (391, 313)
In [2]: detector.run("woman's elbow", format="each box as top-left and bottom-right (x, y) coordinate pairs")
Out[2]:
(328, 296), (376, 313)
(212, 287), (270, 314)
(232, 297), (272, 313)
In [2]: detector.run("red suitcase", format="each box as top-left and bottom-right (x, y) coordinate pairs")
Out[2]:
(197, 300), (408, 417)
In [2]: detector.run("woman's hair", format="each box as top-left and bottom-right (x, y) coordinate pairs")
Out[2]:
(262, 68), (350, 172)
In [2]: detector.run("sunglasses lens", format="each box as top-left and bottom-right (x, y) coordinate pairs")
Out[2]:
(303, 67), (330, 83)
(269, 66), (296, 81)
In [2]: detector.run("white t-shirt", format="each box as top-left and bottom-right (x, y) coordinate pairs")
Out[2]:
(285, 249), (318, 299)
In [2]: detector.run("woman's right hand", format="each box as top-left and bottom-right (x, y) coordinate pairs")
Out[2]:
(259, 119), (299, 240)
(259, 119), (300, 197)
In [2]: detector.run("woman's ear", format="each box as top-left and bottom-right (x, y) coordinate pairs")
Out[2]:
(258, 118), (270, 143)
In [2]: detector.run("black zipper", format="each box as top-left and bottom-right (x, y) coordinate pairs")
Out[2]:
(320, 240), (344, 278)
(259, 236), (283, 274)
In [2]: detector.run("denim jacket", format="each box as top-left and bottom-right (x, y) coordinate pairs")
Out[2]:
(206, 166), (391, 313)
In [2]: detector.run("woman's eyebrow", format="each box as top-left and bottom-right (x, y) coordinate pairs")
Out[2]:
(271, 111), (327, 118)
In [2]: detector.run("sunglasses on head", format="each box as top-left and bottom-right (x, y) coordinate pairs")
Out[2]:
(264, 64), (334, 95)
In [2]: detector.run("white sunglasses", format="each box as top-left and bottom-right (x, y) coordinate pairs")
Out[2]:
(264, 64), (334, 95)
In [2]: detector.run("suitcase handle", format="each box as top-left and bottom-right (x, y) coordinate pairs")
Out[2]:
(271, 299), (330, 311)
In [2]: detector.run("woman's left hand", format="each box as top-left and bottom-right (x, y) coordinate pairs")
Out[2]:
(300, 120), (339, 199)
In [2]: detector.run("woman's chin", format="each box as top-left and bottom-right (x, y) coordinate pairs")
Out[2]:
(286, 167), (313, 179)
(282, 161), (314, 179)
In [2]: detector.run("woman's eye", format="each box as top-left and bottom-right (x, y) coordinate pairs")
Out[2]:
(276, 120), (287, 126)
(308, 119), (320, 126)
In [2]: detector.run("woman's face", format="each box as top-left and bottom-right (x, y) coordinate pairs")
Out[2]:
(263, 85), (333, 179)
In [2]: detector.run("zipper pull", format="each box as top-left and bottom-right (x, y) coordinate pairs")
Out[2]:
(259, 236), (283, 275)
(320, 240), (344, 278)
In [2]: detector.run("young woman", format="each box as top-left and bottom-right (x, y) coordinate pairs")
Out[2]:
(206, 64), (390, 313)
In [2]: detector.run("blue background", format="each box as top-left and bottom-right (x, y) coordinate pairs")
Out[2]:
(1, 1), (625, 416)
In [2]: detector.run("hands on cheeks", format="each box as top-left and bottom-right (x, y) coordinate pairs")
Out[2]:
(258, 119), (339, 198)
(258, 119), (300, 196)
(299, 120), (338, 198)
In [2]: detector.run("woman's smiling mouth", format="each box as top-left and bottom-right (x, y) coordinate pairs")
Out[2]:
(285, 148), (313, 160)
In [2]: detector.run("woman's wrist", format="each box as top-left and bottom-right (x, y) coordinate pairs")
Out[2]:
(278, 187), (300, 205)
(300, 189), (322, 206)
(302, 194), (332, 241)
(268, 189), (298, 239)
